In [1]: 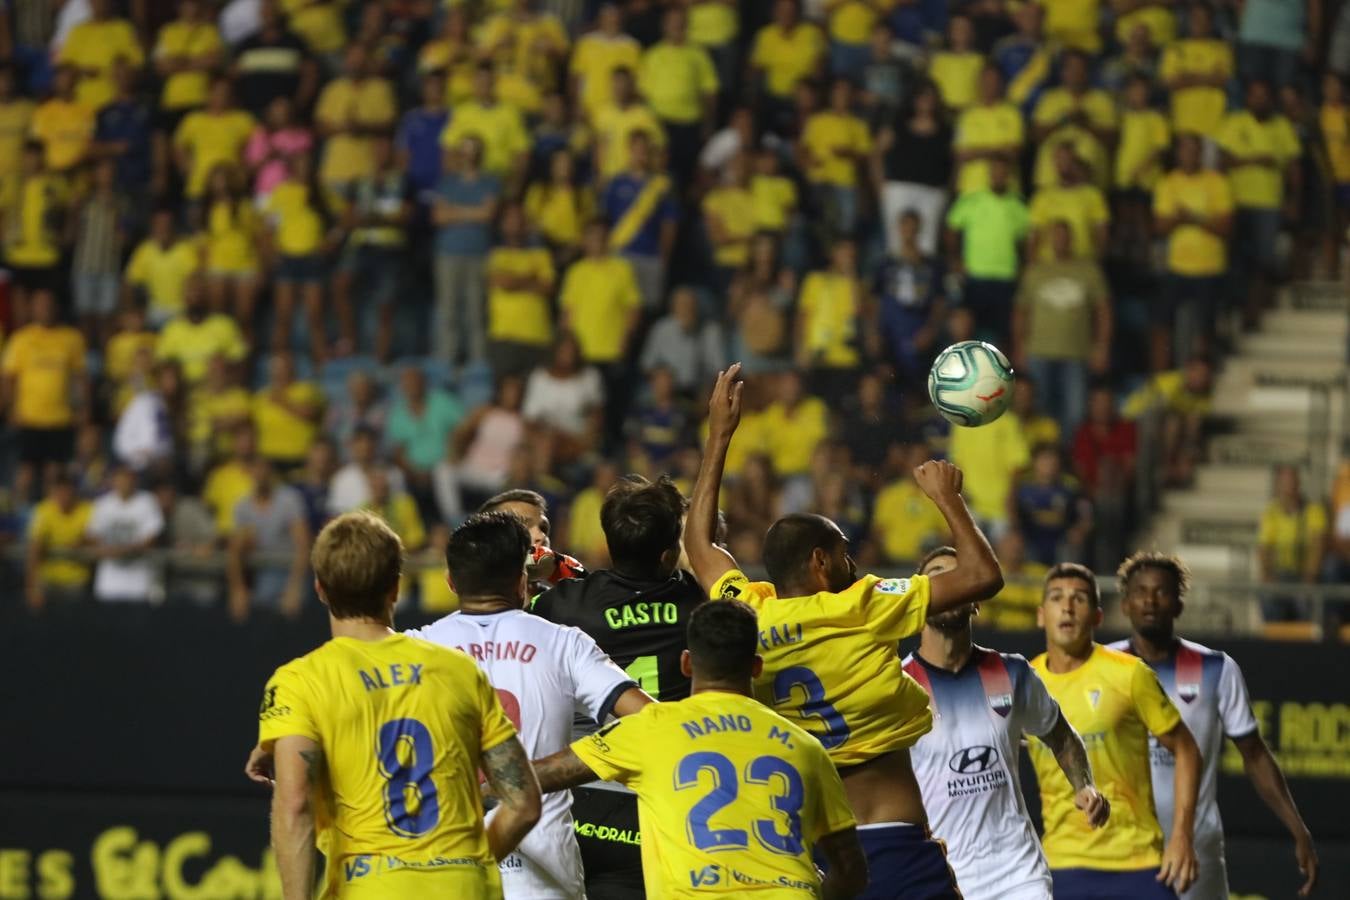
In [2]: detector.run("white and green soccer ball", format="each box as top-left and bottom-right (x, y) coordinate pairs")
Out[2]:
(927, 341), (1015, 427)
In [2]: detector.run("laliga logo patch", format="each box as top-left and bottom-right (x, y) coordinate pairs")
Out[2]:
(876, 578), (911, 595)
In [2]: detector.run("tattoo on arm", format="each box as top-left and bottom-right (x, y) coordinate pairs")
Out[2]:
(1045, 711), (1093, 792)
(483, 738), (540, 806)
(299, 748), (325, 787)
(532, 749), (599, 794)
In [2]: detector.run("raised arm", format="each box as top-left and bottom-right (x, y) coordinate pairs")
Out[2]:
(531, 746), (601, 794)
(817, 827), (868, 900)
(1040, 709), (1109, 827)
(481, 736), (542, 860)
(684, 365), (744, 594)
(1154, 722), (1201, 893)
(1232, 731), (1318, 896)
(271, 735), (323, 900)
(911, 461), (1003, 613)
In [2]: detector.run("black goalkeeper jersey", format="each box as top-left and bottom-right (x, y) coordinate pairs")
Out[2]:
(532, 569), (707, 703)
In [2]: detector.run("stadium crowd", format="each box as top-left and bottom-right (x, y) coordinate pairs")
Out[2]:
(4, 0), (1349, 618)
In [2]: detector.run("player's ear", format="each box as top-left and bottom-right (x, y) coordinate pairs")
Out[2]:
(1035, 604), (1045, 628)
(1092, 604), (1104, 628)
(313, 578), (327, 607)
(680, 649), (693, 678)
(446, 571), (458, 594)
(751, 655), (763, 678)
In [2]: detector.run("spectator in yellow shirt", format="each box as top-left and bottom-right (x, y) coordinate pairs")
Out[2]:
(825, 0), (891, 80)
(1029, 146), (1110, 261)
(796, 237), (866, 395)
(952, 65), (1024, 196)
(173, 78), (256, 202)
(3, 143), (67, 317)
(480, 0), (570, 110)
(1322, 73), (1350, 264)
(57, 0), (145, 112)
(1159, 4), (1233, 137)
(156, 282), (249, 386)
(28, 67), (94, 174)
(314, 43), (397, 188)
(441, 64), (531, 187)
(0, 67), (35, 202)
(25, 473), (94, 609)
(203, 423), (258, 534)
(638, 7), (718, 186)
(1032, 51), (1118, 190)
(1258, 465), (1327, 621)
(418, 6), (477, 108)
(703, 152), (757, 287)
(800, 78), (872, 237)
(593, 67), (666, 183)
(750, 0), (827, 132)
(871, 443), (949, 565)
(123, 209), (203, 326)
(1044, 0), (1102, 54)
(153, 0), (223, 128)
(929, 14), (985, 112)
(487, 202), (557, 378)
(570, 3), (643, 119)
(201, 164), (261, 338)
(559, 220), (642, 371)
(525, 149), (595, 266)
(758, 371), (830, 479)
(1153, 134), (1233, 365)
(2, 290), (90, 500)
(254, 351), (324, 470)
(1217, 79), (1301, 324)
(1114, 74), (1171, 262)
(263, 151), (337, 362)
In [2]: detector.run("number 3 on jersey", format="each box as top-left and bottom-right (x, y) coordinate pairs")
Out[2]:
(676, 751), (805, 856)
(376, 718), (441, 837)
(772, 666), (851, 749)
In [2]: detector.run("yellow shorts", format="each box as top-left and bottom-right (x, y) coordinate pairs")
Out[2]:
(324, 855), (502, 898)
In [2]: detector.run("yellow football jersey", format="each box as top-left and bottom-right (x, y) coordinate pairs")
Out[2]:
(571, 690), (856, 897)
(711, 571), (933, 767)
(1028, 644), (1182, 871)
(258, 633), (517, 898)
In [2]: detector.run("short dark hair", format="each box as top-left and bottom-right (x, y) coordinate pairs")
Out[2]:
(600, 475), (686, 570)
(480, 489), (549, 517)
(1044, 562), (1099, 607)
(445, 512), (532, 599)
(762, 514), (842, 586)
(312, 512), (404, 619)
(918, 545), (957, 573)
(687, 600), (758, 682)
(1117, 551), (1191, 599)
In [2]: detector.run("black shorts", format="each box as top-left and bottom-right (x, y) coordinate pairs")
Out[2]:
(571, 785), (644, 900)
(7, 263), (60, 294)
(17, 426), (75, 465)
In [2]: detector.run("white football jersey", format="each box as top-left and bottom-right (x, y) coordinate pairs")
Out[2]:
(1108, 638), (1259, 900)
(408, 608), (636, 899)
(903, 648), (1061, 900)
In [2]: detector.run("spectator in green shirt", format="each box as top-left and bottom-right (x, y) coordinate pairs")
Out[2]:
(944, 157), (1030, 346)
(1011, 219), (1113, 438)
(384, 367), (465, 514)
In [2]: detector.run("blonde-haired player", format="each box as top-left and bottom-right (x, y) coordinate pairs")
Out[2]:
(257, 511), (541, 898)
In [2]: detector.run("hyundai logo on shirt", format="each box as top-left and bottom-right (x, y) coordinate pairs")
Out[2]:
(949, 745), (1000, 775)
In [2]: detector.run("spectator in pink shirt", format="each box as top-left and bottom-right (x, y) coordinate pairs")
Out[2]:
(244, 95), (312, 203)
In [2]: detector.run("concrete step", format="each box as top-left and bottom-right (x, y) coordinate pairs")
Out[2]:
(1236, 331), (1345, 359)
(1259, 309), (1349, 337)
(1192, 464), (1276, 497)
(1160, 489), (1266, 520)
(1218, 356), (1347, 389)
(1285, 281), (1350, 312)
(1209, 433), (1317, 467)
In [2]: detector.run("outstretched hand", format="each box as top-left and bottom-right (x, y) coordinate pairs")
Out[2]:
(707, 364), (744, 443)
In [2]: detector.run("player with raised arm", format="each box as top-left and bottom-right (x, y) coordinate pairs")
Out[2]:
(902, 547), (1107, 900)
(531, 474), (708, 899)
(405, 512), (655, 899)
(256, 511), (541, 899)
(1109, 552), (1318, 899)
(1029, 562), (1202, 899)
(529, 600), (870, 899)
(683, 365), (1005, 899)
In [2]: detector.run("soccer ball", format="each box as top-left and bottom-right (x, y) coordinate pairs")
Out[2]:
(927, 341), (1015, 427)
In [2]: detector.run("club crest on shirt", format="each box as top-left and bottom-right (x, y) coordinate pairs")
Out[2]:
(876, 578), (910, 595)
(1087, 688), (1101, 708)
(987, 692), (1013, 717)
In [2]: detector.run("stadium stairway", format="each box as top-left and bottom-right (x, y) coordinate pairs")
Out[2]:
(1134, 281), (1348, 632)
